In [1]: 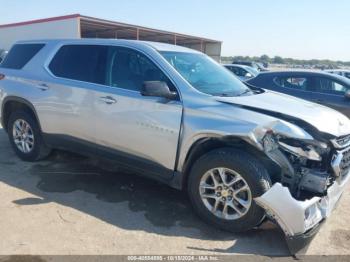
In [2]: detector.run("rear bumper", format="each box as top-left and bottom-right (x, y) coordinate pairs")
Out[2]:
(255, 172), (350, 254)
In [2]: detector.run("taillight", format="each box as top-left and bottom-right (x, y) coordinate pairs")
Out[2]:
(0, 74), (5, 80)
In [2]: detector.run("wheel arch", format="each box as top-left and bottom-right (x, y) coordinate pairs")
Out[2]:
(1, 96), (41, 132)
(179, 136), (281, 190)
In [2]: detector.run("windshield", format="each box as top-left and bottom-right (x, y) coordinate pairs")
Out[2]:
(160, 51), (251, 96)
(245, 66), (259, 76)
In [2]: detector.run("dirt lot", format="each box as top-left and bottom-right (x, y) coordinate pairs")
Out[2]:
(0, 124), (350, 256)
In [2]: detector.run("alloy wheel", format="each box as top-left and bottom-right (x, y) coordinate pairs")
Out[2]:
(12, 119), (35, 153)
(199, 167), (252, 220)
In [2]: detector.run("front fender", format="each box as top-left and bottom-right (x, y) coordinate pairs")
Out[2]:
(177, 112), (314, 173)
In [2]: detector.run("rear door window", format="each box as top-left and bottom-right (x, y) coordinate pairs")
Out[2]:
(49, 45), (108, 85)
(313, 77), (348, 95)
(1, 44), (45, 69)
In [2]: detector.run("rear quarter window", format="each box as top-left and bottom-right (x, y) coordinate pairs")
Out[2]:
(1, 44), (45, 69)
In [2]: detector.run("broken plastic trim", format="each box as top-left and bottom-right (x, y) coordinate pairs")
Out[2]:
(254, 173), (350, 254)
(255, 183), (322, 236)
(286, 219), (325, 255)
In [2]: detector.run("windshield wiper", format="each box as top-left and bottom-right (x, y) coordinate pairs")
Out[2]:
(212, 93), (234, 97)
(237, 89), (252, 96)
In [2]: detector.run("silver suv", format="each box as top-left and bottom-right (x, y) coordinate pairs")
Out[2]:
(1, 39), (350, 254)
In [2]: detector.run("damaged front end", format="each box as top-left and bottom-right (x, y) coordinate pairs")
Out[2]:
(250, 121), (350, 254)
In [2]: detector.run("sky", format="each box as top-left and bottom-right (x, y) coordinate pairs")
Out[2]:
(1, 0), (349, 61)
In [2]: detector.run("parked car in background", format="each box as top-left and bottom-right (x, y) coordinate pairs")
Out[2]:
(0, 50), (8, 64)
(223, 64), (259, 81)
(325, 69), (350, 79)
(1, 40), (350, 254)
(247, 71), (350, 117)
(232, 61), (268, 72)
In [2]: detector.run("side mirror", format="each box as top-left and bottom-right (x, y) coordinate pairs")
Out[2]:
(345, 90), (350, 99)
(245, 73), (253, 78)
(141, 81), (177, 100)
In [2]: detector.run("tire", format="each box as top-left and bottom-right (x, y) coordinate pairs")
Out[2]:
(7, 110), (51, 161)
(187, 148), (271, 233)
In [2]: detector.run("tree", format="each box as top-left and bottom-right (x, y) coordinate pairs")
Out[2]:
(273, 56), (284, 64)
(221, 55), (350, 68)
(260, 55), (270, 63)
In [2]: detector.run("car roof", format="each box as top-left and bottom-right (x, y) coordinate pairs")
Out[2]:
(14, 38), (199, 53)
(232, 61), (254, 64)
(258, 70), (335, 77)
(325, 69), (350, 73)
(222, 64), (251, 69)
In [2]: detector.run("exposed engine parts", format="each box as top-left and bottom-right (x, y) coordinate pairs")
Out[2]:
(260, 132), (341, 199)
(299, 169), (330, 194)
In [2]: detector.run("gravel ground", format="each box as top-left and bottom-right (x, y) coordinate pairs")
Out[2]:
(0, 124), (349, 256)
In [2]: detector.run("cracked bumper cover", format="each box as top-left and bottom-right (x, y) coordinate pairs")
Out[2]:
(254, 172), (350, 254)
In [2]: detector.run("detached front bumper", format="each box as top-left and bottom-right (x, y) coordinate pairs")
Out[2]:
(254, 172), (350, 254)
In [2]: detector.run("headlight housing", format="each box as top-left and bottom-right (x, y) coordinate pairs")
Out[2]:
(262, 133), (328, 162)
(278, 140), (322, 161)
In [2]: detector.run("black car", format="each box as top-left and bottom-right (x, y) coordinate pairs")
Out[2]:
(247, 71), (350, 117)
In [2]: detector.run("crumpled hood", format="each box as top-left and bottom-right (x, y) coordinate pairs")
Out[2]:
(216, 91), (350, 138)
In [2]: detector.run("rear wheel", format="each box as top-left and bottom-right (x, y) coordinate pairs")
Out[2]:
(188, 148), (271, 232)
(7, 110), (51, 161)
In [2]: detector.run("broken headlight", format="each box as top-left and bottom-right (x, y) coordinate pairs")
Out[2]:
(278, 141), (321, 161)
(277, 137), (328, 162)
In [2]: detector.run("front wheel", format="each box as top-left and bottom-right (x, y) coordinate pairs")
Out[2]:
(187, 148), (271, 233)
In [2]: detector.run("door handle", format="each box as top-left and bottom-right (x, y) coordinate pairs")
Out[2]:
(37, 83), (49, 91)
(99, 96), (117, 104)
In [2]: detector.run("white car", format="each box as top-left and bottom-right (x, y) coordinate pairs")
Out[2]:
(223, 64), (259, 81)
(0, 50), (8, 64)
